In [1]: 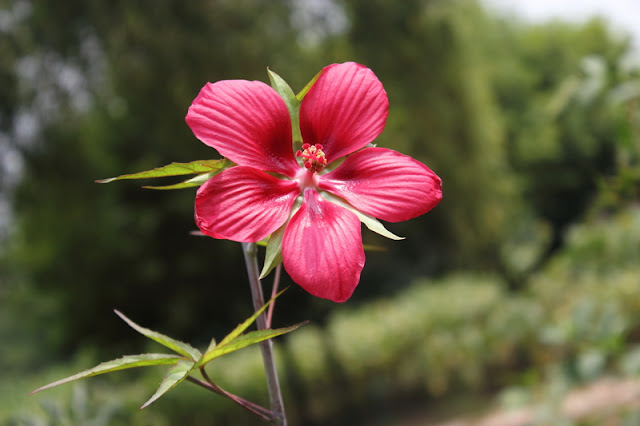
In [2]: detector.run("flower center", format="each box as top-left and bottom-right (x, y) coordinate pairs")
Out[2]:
(296, 143), (328, 173)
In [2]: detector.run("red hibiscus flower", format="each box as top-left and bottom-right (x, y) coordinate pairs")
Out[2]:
(186, 62), (442, 303)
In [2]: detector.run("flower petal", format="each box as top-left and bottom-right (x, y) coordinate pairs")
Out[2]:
(282, 189), (364, 303)
(195, 167), (299, 242)
(319, 148), (442, 222)
(186, 80), (299, 176)
(299, 62), (388, 162)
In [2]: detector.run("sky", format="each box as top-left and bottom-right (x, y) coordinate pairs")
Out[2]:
(483, 0), (640, 51)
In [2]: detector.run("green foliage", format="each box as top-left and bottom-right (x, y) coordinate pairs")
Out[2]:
(97, 159), (231, 190)
(259, 224), (287, 280)
(343, 0), (517, 272)
(14, 206), (640, 425)
(1, 0), (313, 369)
(113, 310), (201, 360)
(198, 290), (306, 365)
(30, 354), (184, 395)
(2, 0), (638, 363)
(490, 18), (631, 243)
(31, 291), (303, 414)
(2, 0), (640, 423)
(267, 68), (304, 147)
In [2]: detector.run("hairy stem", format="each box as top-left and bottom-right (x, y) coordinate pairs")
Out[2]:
(241, 242), (287, 425)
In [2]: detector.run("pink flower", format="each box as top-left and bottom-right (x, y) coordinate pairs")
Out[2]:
(186, 62), (442, 303)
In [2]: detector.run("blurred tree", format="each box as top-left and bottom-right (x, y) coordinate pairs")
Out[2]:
(341, 0), (518, 280)
(1, 0), (309, 367)
(1, 0), (637, 371)
(338, 0), (636, 290)
(489, 18), (633, 278)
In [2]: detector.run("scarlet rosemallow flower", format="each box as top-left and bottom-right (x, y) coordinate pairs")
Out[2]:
(186, 62), (442, 303)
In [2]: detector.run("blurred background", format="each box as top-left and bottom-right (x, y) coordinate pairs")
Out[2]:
(1, 0), (640, 424)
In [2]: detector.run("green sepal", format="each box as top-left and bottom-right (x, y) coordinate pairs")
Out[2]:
(296, 69), (322, 102)
(259, 224), (285, 279)
(321, 193), (404, 240)
(30, 354), (183, 395)
(115, 310), (201, 361)
(141, 359), (196, 409)
(96, 159), (231, 187)
(259, 198), (302, 279)
(267, 68), (303, 145)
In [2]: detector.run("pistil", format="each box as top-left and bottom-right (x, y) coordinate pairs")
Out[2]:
(296, 143), (328, 173)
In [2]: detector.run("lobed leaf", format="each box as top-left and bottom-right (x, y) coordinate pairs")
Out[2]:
(96, 159), (230, 184)
(30, 354), (183, 395)
(198, 289), (290, 366)
(141, 360), (196, 409)
(216, 289), (285, 348)
(115, 310), (201, 361)
(201, 323), (307, 364)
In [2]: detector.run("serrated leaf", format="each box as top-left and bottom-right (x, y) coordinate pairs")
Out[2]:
(201, 323), (307, 365)
(96, 159), (229, 184)
(115, 310), (201, 361)
(217, 289), (286, 348)
(197, 289), (288, 366)
(296, 69), (322, 102)
(267, 68), (303, 145)
(141, 360), (195, 409)
(30, 354), (183, 395)
(321, 193), (404, 240)
(143, 171), (216, 190)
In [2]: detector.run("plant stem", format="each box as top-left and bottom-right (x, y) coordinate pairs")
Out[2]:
(186, 374), (274, 421)
(241, 242), (287, 425)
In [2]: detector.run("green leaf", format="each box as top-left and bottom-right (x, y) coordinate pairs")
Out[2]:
(115, 310), (201, 361)
(259, 224), (285, 279)
(30, 354), (183, 395)
(197, 289), (290, 366)
(142, 171), (216, 190)
(267, 68), (303, 145)
(201, 323), (307, 364)
(217, 289), (285, 347)
(96, 159), (230, 184)
(296, 69), (323, 102)
(321, 193), (404, 240)
(141, 360), (196, 409)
